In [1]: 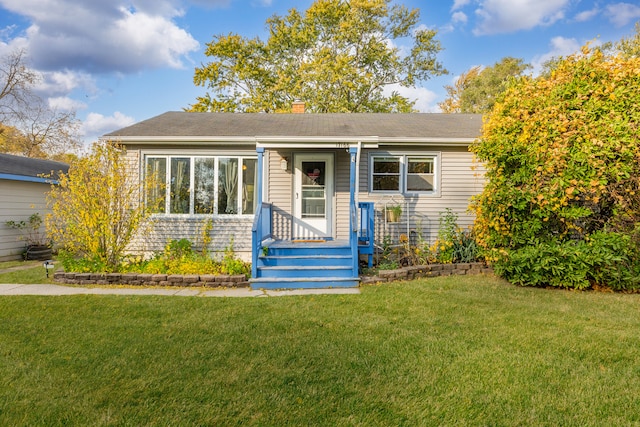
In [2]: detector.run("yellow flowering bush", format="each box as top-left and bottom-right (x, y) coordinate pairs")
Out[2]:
(471, 41), (640, 289)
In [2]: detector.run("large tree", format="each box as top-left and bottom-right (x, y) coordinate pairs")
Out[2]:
(471, 44), (640, 290)
(440, 57), (529, 114)
(438, 65), (480, 113)
(190, 0), (447, 113)
(0, 49), (80, 160)
(0, 49), (38, 121)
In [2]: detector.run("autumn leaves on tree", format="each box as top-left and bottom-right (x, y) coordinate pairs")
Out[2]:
(190, 0), (447, 113)
(471, 40), (640, 289)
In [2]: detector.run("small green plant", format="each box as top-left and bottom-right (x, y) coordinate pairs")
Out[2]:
(58, 249), (107, 273)
(385, 204), (402, 222)
(374, 234), (402, 270)
(165, 238), (193, 259)
(5, 213), (49, 247)
(432, 209), (481, 264)
(221, 237), (250, 276)
(199, 218), (214, 256)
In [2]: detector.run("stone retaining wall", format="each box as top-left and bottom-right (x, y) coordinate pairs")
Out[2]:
(361, 262), (492, 284)
(53, 272), (251, 288)
(54, 262), (491, 288)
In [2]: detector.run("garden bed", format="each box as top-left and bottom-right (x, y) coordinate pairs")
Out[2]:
(53, 263), (491, 288)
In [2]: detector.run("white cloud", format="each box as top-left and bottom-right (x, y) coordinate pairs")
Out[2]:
(48, 97), (87, 112)
(573, 7), (599, 22)
(82, 111), (136, 141)
(605, 3), (640, 27)
(452, 11), (468, 24)
(452, 0), (471, 11)
(384, 84), (439, 113)
(35, 70), (97, 98)
(530, 36), (581, 75)
(0, 0), (199, 73)
(473, 0), (570, 35)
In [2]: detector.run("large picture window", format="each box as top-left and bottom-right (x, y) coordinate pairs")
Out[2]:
(370, 153), (438, 194)
(145, 155), (257, 216)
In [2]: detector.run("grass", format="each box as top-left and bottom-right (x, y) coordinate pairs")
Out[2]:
(1, 275), (640, 425)
(0, 260), (54, 284)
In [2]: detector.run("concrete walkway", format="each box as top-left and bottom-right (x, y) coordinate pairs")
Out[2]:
(0, 283), (360, 297)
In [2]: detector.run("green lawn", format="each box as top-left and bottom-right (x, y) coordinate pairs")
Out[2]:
(0, 260), (53, 284)
(1, 275), (640, 426)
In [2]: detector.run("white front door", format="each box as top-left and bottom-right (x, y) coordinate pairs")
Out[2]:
(293, 153), (334, 239)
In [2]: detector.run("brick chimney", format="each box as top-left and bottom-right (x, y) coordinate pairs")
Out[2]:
(292, 100), (305, 114)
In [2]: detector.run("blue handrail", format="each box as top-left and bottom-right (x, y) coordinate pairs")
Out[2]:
(358, 202), (375, 268)
(251, 202), (272, 278)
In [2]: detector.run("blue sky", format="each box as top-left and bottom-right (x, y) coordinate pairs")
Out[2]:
(0, 0), (639, 145)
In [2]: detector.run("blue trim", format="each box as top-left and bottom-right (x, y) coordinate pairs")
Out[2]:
(358, 202), (375, 268)
(252, 147), (266, 278)
(349, 147), (358, 277)
(0, 173), (58, 184)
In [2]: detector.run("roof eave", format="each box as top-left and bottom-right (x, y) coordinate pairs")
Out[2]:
(378, 137), (478, 146)
(103, 135), (478, 148)
(101, 136), (258, 145)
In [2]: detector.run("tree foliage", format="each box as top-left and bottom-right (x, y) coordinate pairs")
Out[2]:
(441, 57), (529, 113)
(46, 142), (157, 271)
(0, 49), (80, 160)
(616, 22), (640, 57)
(438, 66), (480, 113)
(471, 44), (640, 290)
(190, 0), (446, 113)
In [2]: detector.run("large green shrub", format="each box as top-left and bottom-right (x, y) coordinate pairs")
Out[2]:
(494, 232), (640, 290)
(471, 42), (640, 290)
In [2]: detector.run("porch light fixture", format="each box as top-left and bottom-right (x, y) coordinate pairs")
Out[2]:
(280, 157), (288, 171)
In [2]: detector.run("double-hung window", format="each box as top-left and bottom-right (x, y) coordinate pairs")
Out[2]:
(145, 155), (257, 216)
(370, 154), (438, 194)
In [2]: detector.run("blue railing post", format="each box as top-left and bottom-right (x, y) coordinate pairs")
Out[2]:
(349, 147), (358, 277)
(358, 202), (374, 268)
(252, 147), (265, 278)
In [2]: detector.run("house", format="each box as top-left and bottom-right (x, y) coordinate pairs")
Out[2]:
(105, 110), (484, 289)
(0, 153), (69, 261)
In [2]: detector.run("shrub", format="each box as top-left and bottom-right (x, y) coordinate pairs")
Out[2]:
(494, 231), (640, 291)
(471, 40), (640, 289)
(47, 141), (159, 272)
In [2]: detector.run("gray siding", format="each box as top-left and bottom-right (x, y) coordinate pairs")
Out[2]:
(0, 180), (50, 261)
(128, 217), (254, 260)
(357, 146), (484, 245)
(268, 150), (293, 240)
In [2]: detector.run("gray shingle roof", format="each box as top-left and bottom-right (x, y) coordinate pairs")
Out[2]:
(0, 153), (69, 180)
(105, 112), (483, 140)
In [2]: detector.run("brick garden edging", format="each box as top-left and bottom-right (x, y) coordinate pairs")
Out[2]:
(53, 262), (491, 288)
(53, 272), (251, 288)
(360, 262), (493, 284)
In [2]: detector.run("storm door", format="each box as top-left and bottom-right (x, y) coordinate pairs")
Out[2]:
(292, 153), (334, 239)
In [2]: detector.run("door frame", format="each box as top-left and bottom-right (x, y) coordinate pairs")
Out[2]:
(292, 152), (334, 239)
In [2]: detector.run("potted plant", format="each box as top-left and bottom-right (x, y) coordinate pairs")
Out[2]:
(385, 204), (402, 223)
(5, 212), (52, 260)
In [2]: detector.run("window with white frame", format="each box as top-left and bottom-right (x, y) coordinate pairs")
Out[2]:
(145, 155), (257, 215)
(370, 154), (438, 194)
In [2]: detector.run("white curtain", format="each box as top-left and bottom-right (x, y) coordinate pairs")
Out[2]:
(223, 160), (238, 214)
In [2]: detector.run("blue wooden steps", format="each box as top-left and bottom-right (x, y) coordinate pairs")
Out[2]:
(249, 240), (360, 290)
